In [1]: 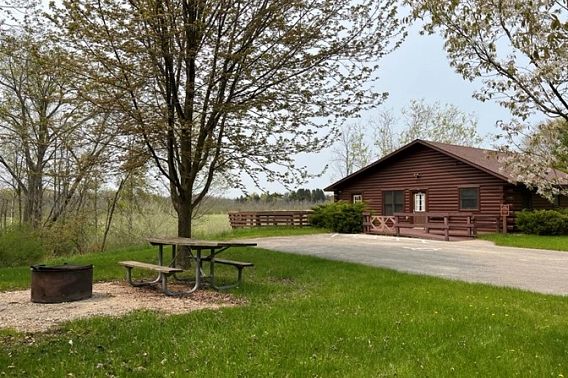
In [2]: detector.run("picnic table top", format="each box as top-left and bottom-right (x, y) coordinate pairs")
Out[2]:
(147, 236), (257, 248)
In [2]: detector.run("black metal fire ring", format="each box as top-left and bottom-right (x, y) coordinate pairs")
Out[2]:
(30, 264), (93, 304)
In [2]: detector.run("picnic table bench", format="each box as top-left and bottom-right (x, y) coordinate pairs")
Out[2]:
(119, 237), (257, 296)
(118, 261), (184, 294)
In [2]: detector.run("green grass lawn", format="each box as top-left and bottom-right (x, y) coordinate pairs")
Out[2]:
(2, 243), (568, 376)
(479, 233), (568, 252)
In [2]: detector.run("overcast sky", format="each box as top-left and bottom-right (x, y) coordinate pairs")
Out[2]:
(230, 27), (516, 197)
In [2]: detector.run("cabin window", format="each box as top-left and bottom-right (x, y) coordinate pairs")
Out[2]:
(352, 194), (363, 203)
(383, 191), (404, 215)
(553, 195), (560, 207)
(459, 188), (479, 210)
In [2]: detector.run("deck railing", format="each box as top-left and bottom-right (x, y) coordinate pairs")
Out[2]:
(228, 210), (312, 228)
(363, 212), (506, 241)
(363, 215), (396, 234)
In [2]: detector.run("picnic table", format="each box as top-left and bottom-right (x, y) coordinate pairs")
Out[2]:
(119, 237), (257, 296)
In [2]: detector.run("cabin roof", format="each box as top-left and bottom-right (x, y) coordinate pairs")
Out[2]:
(324, 139), (568, 191)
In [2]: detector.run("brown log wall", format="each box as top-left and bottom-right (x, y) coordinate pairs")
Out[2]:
(334, 144), (506, 231)
(506, 184), (568, 211)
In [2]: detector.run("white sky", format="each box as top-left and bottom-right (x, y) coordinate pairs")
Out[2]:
(231, 28), (516, 197)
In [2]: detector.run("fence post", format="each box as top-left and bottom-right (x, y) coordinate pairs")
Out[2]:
(444, 216), (449, 241)
(394, 215), (400, 237)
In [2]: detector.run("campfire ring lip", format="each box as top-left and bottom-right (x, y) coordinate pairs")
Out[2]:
(31, 263), (93, 272)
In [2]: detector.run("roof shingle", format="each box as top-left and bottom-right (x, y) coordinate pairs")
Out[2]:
(325, 139), (568, 191)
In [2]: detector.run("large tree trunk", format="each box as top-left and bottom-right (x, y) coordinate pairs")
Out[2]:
(175, 197), (193, 268)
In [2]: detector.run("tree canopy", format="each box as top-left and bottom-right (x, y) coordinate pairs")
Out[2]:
(373, 99), (483, 157)
(407, 0), (568, 196)
(49, 0), (405, 237)
(407, 0), (568, 121)
(332, 123), (373, 178)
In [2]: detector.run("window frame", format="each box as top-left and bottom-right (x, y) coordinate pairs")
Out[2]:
(352, 194), (363, 204)
(413, 192), (427, 212)
(383, 190), (405, 216)
(459, 187), (480, 211)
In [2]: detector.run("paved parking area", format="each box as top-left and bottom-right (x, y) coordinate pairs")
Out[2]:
(254, 233), (568, 296)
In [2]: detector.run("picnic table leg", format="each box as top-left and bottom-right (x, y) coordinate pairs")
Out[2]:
(171, 244), (192, 282)
(172, 246), (208, 284)
(210, 249), (216, 288)
(162, 249), (202, 296)
(128, 245), (164, 285)
(125, 266), (160, 287)
(208, 246), (231, 290)
(193, 249), (202, 289)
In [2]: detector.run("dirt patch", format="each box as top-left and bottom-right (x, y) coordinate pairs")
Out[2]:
(0, 281), (243, 333)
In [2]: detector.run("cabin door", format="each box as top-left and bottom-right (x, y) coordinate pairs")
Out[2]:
(412, 191), (427, 225)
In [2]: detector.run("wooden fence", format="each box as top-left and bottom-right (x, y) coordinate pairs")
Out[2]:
(228, 210), (312, 228)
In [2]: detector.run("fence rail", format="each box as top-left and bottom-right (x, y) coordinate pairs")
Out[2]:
(229, 210), (312, 228)
(363, 212), (506, 241)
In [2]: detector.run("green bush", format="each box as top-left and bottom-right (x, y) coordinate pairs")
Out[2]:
(0, 226), (45, 267)
(516, 209), (568, 235)
(557, 207), (568, 216)
(310, 201), (365, 233)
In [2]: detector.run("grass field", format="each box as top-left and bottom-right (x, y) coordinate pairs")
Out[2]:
(0, 227), (328, 292)
(479, 233), (568, 252)
(2, 233), (568, 376)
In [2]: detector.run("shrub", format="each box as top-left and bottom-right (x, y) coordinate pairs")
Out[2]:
(40, 214), (94, 256)
(0, 226), (45, 267)
(516, 210), (568, 235)
(557, 207), (568, 216)
(310, 201), (365, 233)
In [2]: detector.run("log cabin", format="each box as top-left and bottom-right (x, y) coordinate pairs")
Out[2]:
(324, 139), (568, 233)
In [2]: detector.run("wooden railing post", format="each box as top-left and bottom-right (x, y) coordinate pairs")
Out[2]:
(362, 212), (370, 233)
(444, 215), (449, 241)
(394, 215), (400, 236)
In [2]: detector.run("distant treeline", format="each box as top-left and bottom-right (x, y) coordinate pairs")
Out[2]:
(235, 189), (329, 203)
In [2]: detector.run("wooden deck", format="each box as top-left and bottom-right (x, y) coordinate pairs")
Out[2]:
(366, 226), (474, 241)
(363, 212), (502, 241)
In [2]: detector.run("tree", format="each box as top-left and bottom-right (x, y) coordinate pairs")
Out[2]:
(0, 1), (39, 31)
(407, 0), (568, 122)
(0, 32), (119, 228)
(50, 0), (405, 238)
(373, 99), (483, 157)
(332, 123), (373, 178)
(373, 109), (398, 159)
(407, 0), (568, 195)
(499, 119), (568, 198)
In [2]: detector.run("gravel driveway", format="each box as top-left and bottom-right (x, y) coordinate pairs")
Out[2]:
(253, 233), (568, 296)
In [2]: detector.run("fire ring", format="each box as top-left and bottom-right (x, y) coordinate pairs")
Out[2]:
(30, 264), (93, 303)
